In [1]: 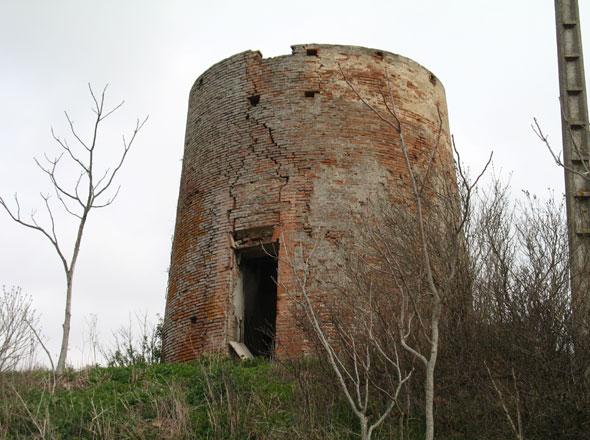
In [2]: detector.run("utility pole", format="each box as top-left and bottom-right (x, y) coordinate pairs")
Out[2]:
(555, 0), (590, 330)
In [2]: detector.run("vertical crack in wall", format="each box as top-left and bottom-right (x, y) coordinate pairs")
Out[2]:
(226, 54), (258, 234)
(227, 121), (252, 233)
(243, 54), (290, 227)
(262, 121), (289, 225)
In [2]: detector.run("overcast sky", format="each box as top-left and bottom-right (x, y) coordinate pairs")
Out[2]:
(0, 0), (588, 367)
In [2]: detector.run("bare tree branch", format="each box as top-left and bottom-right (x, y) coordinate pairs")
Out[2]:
(485, 362), (524, 440)
(533, 117), (590, 180)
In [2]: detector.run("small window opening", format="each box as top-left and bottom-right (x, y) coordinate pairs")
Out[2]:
(429, 73), (437, 86)
(238, 251), (278, 357)
(305, 90), (319, 98)
(306, 48), (318, 56)
(190, 316), (197, 324)
(375, 51), (384, 59)
(248, 95), (260, 106)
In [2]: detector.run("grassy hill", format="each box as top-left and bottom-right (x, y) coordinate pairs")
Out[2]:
(0, 358), (394, 440)
(2, 353), (589, 439)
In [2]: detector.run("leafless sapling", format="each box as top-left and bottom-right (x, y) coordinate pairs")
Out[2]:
(340, 64), (491, 440)
(0, 85), (147, 374)
(280, 234), (413, 440)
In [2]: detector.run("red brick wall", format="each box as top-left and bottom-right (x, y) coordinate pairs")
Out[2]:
(163, 44), (454, 362)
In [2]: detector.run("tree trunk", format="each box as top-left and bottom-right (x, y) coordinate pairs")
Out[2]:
(424, 359), (435, 440)
(425, 304), (441, 440)
(56, 272), (73, 374)
(360, 415), (369, 440)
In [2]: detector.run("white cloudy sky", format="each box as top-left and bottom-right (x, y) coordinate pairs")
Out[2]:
(0, 0), (587, 366)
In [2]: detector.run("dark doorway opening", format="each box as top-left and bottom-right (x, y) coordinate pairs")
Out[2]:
(240, 253), (277, 357)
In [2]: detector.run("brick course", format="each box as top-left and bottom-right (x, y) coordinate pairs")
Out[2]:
(163, 44), (454, 362)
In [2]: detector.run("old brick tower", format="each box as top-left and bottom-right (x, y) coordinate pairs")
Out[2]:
(163, 44), (454, 362)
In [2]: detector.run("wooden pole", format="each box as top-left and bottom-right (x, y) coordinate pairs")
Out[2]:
(555, 0), (590, 333)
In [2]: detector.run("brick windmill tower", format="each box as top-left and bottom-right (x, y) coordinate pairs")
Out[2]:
(162, 44), (456, 361)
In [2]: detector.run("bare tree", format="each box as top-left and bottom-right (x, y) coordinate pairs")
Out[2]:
(340, 65), (491, 440)
(0, 285), (38, 372)
(280, 236), (413, 440)
(0, 85), (147, 374)
(427, 174), (590, 439)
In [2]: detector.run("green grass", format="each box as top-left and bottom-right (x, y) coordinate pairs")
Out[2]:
(0, 358), (374, 440)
